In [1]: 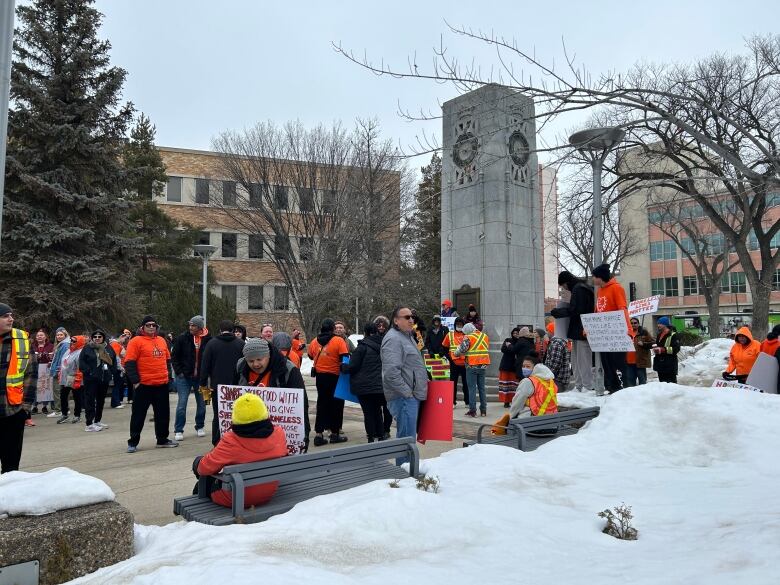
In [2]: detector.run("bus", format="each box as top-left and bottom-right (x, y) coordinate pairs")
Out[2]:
(670, 312), (780, 339)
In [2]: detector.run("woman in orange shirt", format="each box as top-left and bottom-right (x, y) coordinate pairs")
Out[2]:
(307, 318), (349, 446)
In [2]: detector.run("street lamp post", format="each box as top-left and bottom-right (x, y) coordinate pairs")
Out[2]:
(193, 244), (217, 328)
(568, 127), (625, 394)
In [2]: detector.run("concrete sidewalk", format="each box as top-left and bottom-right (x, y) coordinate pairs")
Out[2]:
(18, 387), (488, 526)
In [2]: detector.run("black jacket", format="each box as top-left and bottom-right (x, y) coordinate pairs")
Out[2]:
(78, 343), (116, 384)
(424, 326), (449, 358)
(499, 337), (518, 372)
(652, 329), (680, 375)
(171, 330), (212, 378)
(512, 337), (535, 378)
(550, 281), (594, 341)
(199, 332), (244, 390)
(343, 334), (383, 395)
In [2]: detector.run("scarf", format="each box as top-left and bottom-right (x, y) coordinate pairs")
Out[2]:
(89, 341), (112, 366)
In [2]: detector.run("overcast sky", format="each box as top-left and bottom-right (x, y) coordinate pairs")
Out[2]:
(95, 0), (779, 170)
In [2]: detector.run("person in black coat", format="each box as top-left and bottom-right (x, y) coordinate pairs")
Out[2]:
(79, 328), (116, 431)
(511, 327), (536, 379)
(652, 318), (681, 383)
(424, 316), (449, 357)
(199, 320), (245, 445)
(550, 271), (595, 391)
(342, 323), (390, 442)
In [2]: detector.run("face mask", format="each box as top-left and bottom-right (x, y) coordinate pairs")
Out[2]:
(521, 367), (532, 377)
(456, 327), (463, 332)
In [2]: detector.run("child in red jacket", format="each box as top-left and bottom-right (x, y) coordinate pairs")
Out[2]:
(193, 393), (288, 508)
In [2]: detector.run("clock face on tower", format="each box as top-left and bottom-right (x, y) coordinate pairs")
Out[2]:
(452, 132), (478, 168)
(508, 130), (530, 167)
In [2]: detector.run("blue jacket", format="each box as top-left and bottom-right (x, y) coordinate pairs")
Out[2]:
(49, 339), (70, 377)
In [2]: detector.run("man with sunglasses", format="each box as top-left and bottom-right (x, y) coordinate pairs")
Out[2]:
(125, 316), (178, 452)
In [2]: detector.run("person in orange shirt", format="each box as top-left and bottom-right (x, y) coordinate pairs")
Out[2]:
(592, 263), (630, 394)
(441, 317), (469, 406)
(125, 316), (177, 452)
(290, 328), (305, 363)
(759, 325), (780, 357)
(723, 326), (761, 383)
(307, 318), (349, 446)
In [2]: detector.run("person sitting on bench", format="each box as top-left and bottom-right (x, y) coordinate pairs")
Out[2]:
(193, 393), (288, 508)
(491, 354), (559, 434)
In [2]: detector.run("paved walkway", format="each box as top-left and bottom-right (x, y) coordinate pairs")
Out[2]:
(18, 386), (493, 525)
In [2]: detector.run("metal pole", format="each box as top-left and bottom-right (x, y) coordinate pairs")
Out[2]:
(0, 1), (15, 257)
(592, 156), (604, 394)
(201, 255), (208, 328)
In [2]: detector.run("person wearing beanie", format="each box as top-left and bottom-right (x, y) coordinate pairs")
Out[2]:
(550, 271), (595, 392)
(233, 337), (310, 451)
(79, 329), (117, 432)
(440, 299), (458, 318)
(454, 321), (491, 417)
(591, 263), (631, 394)
(171, 316), (212, 441)
(233, 324), (247, 341)
(125, 316), (178, 452)
(464, 304), (484, 331)
(307, 319), (349, 446)
(441, 316), (469, 406)
(271, 332), (299, 368)
(194, 393), (288, 508)
(0, 304), (38, 473)
(424, 316), (448, 358)
(652, 317), (680, 383)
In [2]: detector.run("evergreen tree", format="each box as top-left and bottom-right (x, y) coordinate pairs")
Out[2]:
(1, 0), (137, 330)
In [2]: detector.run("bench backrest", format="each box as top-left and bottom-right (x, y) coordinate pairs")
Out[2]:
(511, 406), (600, 432)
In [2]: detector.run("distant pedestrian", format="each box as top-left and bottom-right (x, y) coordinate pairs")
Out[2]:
(79, 329), (116, 432)
(49, 327), (70, 420)
(171, 315), (212, 441)
(424, 316), (448, 357)
(308, 319), (350, 446)
(109, 333), (127, 408)
(626, 318), (654, 387)
(31, 329), (54, 415)
(233, 324), (247, 341)
(335, 320), (356, 353)
(290, 328), (305, 364)
(454, 322), (491, 417)
(652, 317), (680, 383)
(125, 316), (178, 452)
(498, 327), (521, 407)
(440, 299), (458, 318)
(60, 335), (86, 424)
(464, 304), (484, 332)
(0, 304), (38, 473)
(441, 317), (469, 406)
(260, 324), (274, 342)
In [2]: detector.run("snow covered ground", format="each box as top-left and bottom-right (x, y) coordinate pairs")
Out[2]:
(70, 384), (779, 585)
(0, 467), (114, 517)
(677, 338), (733, 386)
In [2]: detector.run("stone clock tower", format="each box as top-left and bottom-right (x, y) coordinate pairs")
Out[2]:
(441, 84), (545, 374)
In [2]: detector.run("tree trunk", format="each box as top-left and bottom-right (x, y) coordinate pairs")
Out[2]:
(749, 278), (772, 340)
(704, 291), (720, 341)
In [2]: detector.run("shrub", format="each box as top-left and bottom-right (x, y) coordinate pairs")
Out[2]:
(676, 330), (704, 346)
(598, 503), (638, 540)
(415, 474), (440, 493)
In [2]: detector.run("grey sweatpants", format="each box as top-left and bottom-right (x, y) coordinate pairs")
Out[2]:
(571, 340), (593, 390)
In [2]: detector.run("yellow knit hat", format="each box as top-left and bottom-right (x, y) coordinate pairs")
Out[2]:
(232, 393), (269, 425)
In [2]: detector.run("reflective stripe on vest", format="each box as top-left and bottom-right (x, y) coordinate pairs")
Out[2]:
(6, 328), (31, 405)
(448, 331), (465, 364)
(525, 376), (558, 416)
(663, 332), (675, 352)
(465, 332), (490, 366)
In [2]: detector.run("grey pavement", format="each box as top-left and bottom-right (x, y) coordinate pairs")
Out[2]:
(18, 385), (491, 525)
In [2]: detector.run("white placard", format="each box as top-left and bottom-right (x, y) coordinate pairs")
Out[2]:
(628, 295), (661, 318)
(580, 311), (634, 352)
(217, 384), (306, 455)
(440, 316), (456, 330)
(745, 352), (778, 394)
(554, 301), (570, 339)
(710, 379), (763, 393)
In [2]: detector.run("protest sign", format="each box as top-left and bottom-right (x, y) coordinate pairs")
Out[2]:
(710, 379), (762, 393)
(554, 301), (569, 339)
(580, 311), (634, 352)
(628, 296), (661, 318)
(440, 316), (456, 330)
(217, 384), (306, 454)
(745, 352), (778, 394)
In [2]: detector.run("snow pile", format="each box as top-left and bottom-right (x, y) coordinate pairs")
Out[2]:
(72, 385), (780, 585)
(558, 389), (607, 408)
(0, 467), (114, 517)
(677, 338), (733, 386)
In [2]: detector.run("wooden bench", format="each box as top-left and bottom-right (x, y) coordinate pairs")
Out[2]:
(464, 407), (601, 451)
(173, 437), (419, 526)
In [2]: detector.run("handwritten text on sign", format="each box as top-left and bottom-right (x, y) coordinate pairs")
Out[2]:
(628, 296), (661, 318)
(217, 385), (306, 455)
(580, 311), (635, 352)
(710, 380), (762, 393)
(439, 316), (456, 331)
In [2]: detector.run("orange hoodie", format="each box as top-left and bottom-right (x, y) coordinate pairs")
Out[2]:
(596, 279), (630, 333)
(124, 332), (171, 386)
(726, 327), (761, 376)
(759, 337), (779, 357)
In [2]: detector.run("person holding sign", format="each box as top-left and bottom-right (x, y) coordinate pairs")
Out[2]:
(592, 264), (630, 394)
(194, 393), (288, 509)
(652, 317), (681, 383)
(723, 327), (761, 384)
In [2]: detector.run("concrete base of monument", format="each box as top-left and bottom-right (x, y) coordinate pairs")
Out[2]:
(0, 501), (134, 585)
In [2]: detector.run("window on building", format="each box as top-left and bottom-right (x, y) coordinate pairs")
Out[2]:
(683, 276), (699, 296)
(221, 233), (237, 258)
(248, 235), (263, 259)
(648, 210), (664, 224)
(298, 188), (314, 213)
(322, 190), (337, 214)
(221, 285), (237, 308)
(166, 176), (182, 202)
(750, 230), (780, 250)
(299, 237), (314, 261)
(222, 181), (236, 207)
(649, 241), (663, 261)
(274, 185), (288, 210)
(703, 233), (726, 256)
(274, 234), (291, 261)
(773, 269), (780, 291)
(274, 286), (289, 311)
(249, 183), (263, 208)
(248, 285), (264, 310)
(195, 179), (210, 204)
(663, 240), (676, 260)
(730, 272), (747, 293)
(680, 238), (696, 255)
(650, 240), (676, 261)
(720, 274), (730, 293)
(664, 277), (679, 297)
(193, 231), (210, 256)
(651, 278), (665, 296)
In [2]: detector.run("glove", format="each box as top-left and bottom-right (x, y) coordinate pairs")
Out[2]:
(199, 386), (212, 404)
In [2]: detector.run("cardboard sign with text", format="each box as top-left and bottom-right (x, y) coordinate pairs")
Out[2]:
(439, 316), (456, 331)
(745, 352), (779, 394)
(580, 311), (635, 352)
(710, 379), (762, 393)
(217, 384), (306, 455)
(628, 296), (661, 318)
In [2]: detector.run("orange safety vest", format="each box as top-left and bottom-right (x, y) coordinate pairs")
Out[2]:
(464, 331), (490, 366)
(525, 376), (558, 416)
(5, 328), (31, 405)
(446, 331), (466, 366)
